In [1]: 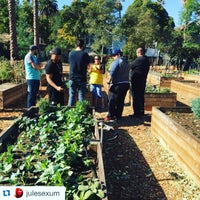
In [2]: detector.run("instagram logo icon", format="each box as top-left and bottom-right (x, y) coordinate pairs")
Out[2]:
(15, 188), (23, 198)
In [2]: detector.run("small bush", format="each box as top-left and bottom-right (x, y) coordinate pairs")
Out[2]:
(13, 60), (26, 83)
(191, 97), (200, 119)
(0, 57), (14, 81)
(0, 57), (25, 83)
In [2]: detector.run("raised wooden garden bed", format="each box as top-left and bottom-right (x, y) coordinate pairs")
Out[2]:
(144, 92), (177, 111)
(0, 105), (107, 199)
(40, 74), (47, 86)
(170, 80), (200, 106)
(63, 63), (70, 74)
(182, 73), (200, 83)
(147, 71), (183, 88)
(151, 106), (200, 187)
(0, 82), (27, 109)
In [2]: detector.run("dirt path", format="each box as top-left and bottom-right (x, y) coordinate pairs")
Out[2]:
(95, 105), (200, 200)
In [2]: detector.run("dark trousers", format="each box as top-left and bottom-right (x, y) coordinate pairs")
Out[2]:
(107, 83), (130, 119)
(47, 86), (64, 106)
(131, 77), (146, 116)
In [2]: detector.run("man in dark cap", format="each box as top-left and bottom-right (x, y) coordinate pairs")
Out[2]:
(104, 49), (130, 121)
(24, 44), (43, 108)
(68, 39), (90, 106)
(45, 47), (64, 106)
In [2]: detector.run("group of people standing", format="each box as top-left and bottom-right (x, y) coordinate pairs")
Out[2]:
(24, 39), (150, 121)
(24, 39), (90, 108)
(104, 47), (150, 121)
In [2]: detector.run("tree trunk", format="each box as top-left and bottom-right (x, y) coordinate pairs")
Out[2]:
(33, 0), (39, 47)
(8, 0), (19, 64)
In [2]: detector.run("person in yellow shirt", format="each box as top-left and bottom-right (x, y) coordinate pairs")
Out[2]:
(88, 55), (105, 109)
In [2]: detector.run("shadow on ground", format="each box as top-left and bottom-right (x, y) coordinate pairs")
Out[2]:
(101, 117), (168, 200)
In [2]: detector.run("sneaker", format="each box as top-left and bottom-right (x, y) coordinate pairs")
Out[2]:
(104, 116), (116, 122)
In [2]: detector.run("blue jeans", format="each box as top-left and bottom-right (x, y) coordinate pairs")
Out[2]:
(90, 84), (102, 98)
(68, 80), (87, 106)
(27, 79), (40, 108)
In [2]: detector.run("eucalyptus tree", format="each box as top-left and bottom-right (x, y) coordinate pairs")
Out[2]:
(84, 0), (121, 55)
(57, 1), (90, 51)
(180, 0), (200, 70)
(119, 0), (175, 59)
(180, 0), (199, 23)
(8, 0), (19, 63)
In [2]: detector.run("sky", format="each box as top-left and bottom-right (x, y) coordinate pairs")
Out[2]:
(57, 0), (184, 27)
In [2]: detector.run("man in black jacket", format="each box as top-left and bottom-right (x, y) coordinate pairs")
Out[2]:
(129, 48), (150, 118)
(68, 39), (90, 106)
(45, 47), (64, 106)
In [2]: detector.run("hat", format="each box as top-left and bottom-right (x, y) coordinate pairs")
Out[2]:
(50, 47), (61, 55)
(29, 45), (38, 51)
(111, 49), (122, 56)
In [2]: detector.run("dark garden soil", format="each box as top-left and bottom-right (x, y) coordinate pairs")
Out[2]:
(0, 97), (200, 199)
(165, 111), (200, 140)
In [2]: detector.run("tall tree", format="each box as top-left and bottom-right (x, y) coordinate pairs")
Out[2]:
(56, 1), (89, 51)
(61, 1), (89, 40)
(0, 0), (9, 33)
(33, 0), (39, 46)
(180, 0), (199, 23)
(8, 0), (19, 63)
(39, 0), (58, 43)
(17, 1), (33, 59)
(84, 0), (120, 55)
(180, 0), (200, 70)
(119, 0), (175, 59)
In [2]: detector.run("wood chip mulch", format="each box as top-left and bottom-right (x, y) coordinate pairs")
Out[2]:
(95, 105), (200, 200)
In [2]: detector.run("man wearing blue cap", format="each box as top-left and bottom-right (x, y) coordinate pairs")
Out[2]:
(24, 45), (43, 108)
(104, 49), (130, 121)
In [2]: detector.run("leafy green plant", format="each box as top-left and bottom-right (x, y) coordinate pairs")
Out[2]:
(160, 88), (170, 93)
(38, 98), (51, 114)
(145, 84), (170, 93)
(73, 178), (105, 200)
(160, 73), (175, 78)
(0, 101), (105, 199)
(191, 97), (200, 119)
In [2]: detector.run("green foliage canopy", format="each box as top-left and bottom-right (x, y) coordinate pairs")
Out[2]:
(119, 0), (175, 59)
